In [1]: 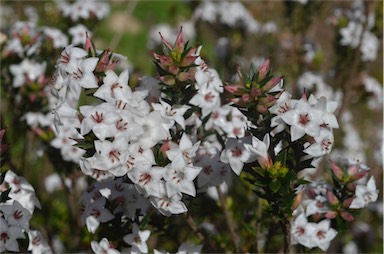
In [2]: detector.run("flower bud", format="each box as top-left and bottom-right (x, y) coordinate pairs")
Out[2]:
(168, 65), (179, 76)
(95, 49), (111, 73)
(180, 55), (198, 67)
(342, 197), (354, 208)
(177, 72), (192, 82)
(346, 182), (356, 192)
(242, 94), (250, 103)
(262, 76), (282, 92)
(330, 160), (344, 181)
(224, 85), (239, 94)
(324, 211), (337, 219)
(84, 33), (95, 56)
(340, 211), (355, 222)
(174, 27), (184, 55)
(159, 75), (175, 86)
(250, 87), (261, 97)
(326, 191), (339, 206)
(258, 59), (270, 82)
(256, 104), (268, 113)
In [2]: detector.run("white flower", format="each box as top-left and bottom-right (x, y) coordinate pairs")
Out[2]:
(280, 98), (322, 141)
(303, 129), (334, 157)
(123, 223), (150, 253)
(9, 59), (46, 88)
(304, 195), (329, 217)
(310, 220), (337, 251)
(269, 91), (294, 136)
(0, 218), (24, 252)
(0, 200), (32, 230)
(94, 70), (130, 101)
(81, 197), (114, 233)
(166, 133), (200, 167)
(349, 176), (379, 209)
(69, 24), (91, 45)
(177, 243), (203, 254)
(150, 183), (187, 216)
(291, 213), (316, 248)
(164, 163), (201, 197)
(43, 27), (68, 48)
(56, 45), (87, 75)
(91, 238), (120, 254)
(189, 83), (221, 117)
(80, 103), (120, 140)
(128, 165), (165, 197)
(220, 137), (254, 175)
(93, 136), (130, 176)
(244, 134), (272, 169)
(135, 111), (170, 149)
(69, 57), (99, 91)
(152, 99), (190, 130)
(27, 230), (52, 254)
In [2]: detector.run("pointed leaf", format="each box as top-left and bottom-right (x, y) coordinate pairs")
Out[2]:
(269, 179), (281, 193)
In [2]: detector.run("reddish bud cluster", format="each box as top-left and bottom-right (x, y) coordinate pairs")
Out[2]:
(152, 27), (198, 86)
(224, 59), (283, 113)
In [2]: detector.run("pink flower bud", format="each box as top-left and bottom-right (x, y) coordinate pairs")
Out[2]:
(258, 59), (270, 82)
(262, 76), (283, 92)
(242, 94), (250, 103)
(256, 104), (268, 113)
(236, 65), (244, 84)
(159, 32), (172, 51)
(327, 191), (339, 206)
(347, 164), (359, 175)
(168, 65), (179, 76)
(95, 49), (111, 73)
(84, 33), (95, 56)
(180, 55), (198, 67)
(330, 160), (344, 180)
(346, 182), (356, 192)
(160, 140), (170, 155)
(350, 170), (368, 181)
(340, 211), (355, 222)
(342, 197), (354, 208)
(250, 87), (261, 97)
(174, 27), (184, 54)
(224, 85), (239, 94)
(159, 75), (175, 86)
(177, 72), (192, 82)
(324, 211), (337, 219)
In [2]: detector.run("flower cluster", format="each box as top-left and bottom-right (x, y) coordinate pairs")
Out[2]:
(0, 170), (50, 253)
(337, 1), (380, 61)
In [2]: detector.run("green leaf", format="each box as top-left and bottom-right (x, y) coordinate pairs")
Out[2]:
(269, 179), (281, 193)
(249, 62), (256, 81)
(252, 166), (265, 177)
(0, 188), (11, 202)
(0, 170), (6, 184)
(161, 42), (172, 55)
(275, 148), (288, 164)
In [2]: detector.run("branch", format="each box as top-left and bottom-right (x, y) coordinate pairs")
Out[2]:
(216, 186), (241, 252)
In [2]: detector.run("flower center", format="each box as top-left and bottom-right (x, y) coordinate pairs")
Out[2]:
(299, 113), (310, 125)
